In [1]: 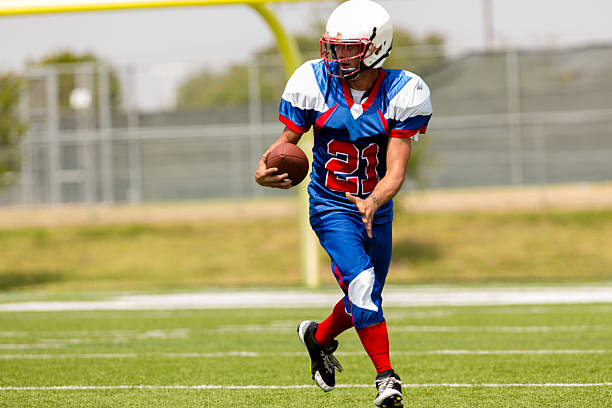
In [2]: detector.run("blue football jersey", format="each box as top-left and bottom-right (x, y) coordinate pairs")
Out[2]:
(279, 60), (433, 224)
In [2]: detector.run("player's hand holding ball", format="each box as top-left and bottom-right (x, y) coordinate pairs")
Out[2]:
(254, 143), (309, 189)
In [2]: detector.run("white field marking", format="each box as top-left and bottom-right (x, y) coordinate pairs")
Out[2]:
(0, 324), (604, 349)
(392, 325), (605, 333)
(0, 329), (191, 349)
(389, 350), (610, 356)
(0, 353), (139, 359)
(0, 329), (192, 347)
(1, 383), (611, 391)
(198, 324), (607, 335)
(0, 332), (27, 337)
(0, 350), (607, 359)
(164, 350), (611, 358)
(1, 286), (612, 311)
(0, 329), (191, 338)
(384, 310), (455, 319)
(0, 344), (61, 350)
(203, 324), (607, 334)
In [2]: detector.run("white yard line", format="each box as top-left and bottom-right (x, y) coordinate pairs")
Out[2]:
(0, 329), (192, 338)
(0, 353), (139, 359)
(392, 325), (604, 333)
(0, 344), (61, 350)
(1, 383), (611, 391)
(0, 349), (607, 359)
(1, 325), (602, 338)
(1, 287), (611, 312)
(0, 324), (606, 349)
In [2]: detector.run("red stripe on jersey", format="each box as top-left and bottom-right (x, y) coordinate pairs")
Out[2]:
(340, 79), (354, 109)
(361, 70), (386, 113)
(315, 104), (339, 129)
(389, 125), (428, 138)
(278, 114), (310, 134)
(377, 109), (389, 135)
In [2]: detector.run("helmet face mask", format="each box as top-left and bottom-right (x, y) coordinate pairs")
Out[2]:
(320, 0), (393, 80)
(320, 35), (377, 79)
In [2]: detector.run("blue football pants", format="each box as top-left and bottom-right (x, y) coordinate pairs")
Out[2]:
(311, 211), (393, 330)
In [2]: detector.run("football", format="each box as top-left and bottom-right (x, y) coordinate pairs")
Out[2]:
(266, 143), (309, 186)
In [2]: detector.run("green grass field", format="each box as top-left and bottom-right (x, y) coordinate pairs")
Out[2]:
(0, 302), (610, 407)
(1, 208), (612, 292)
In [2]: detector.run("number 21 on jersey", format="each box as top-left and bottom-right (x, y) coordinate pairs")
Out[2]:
(325, 140), (380, 195)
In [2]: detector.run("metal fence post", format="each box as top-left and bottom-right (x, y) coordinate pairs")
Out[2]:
(506, 49), (523, 185)
(231, 138), (243, 201)
(46, 66), (60, 205)
(19, 75), (32, 206)
(98, 62), (114, 203)
(534, 125), (549, 207)
(248, 61), (264, 197)
(126, 65), (142, 203)
(75, 64), (97, 205)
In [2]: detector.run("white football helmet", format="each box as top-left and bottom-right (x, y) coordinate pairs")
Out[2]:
(320, 0), (393, 79)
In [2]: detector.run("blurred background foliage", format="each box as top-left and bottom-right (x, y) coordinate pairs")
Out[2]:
(0, 73), (26, 189)
(29, 51), (122, 111)
(176, 25), (445, 109)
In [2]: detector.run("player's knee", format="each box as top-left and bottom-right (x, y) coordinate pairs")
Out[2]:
(348, 267), (378, 312)
(347, 267), (384, 329)
(351, 307), (385, 330)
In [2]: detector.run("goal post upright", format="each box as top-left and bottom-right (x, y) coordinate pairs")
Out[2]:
(248, 2), (320, 289)
(0, 0), (322, 288)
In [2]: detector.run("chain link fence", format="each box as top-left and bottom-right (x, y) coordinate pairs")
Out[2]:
(2, 45), (611, 206)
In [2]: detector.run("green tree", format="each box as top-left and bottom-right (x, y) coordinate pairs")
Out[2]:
(0, 73), (26, 189)
(31, 51), (121, 112)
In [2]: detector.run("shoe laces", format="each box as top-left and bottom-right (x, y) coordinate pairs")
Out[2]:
(376, 376), (401, 395)
(321, 351), (344, 374)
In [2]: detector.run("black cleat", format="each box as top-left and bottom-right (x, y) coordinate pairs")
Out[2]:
(297, 320), (343, 392)
(374, 370), (403, 407)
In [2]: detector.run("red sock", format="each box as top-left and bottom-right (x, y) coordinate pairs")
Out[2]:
(356, 320), (392, 374)
(315, 298), (354, 348)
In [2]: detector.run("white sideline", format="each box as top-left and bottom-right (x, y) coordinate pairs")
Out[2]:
(0, 349), (608, 359)
(1, 383), (611, 391)
(1, 286), (612, 311)
(0, 324), (602, 339)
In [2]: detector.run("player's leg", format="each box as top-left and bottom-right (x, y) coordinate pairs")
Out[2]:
(296, 266), (354, 391)
(318, 217), (402, 406)
(357, 220), (393, 374)
(297, 213), (368, 391)
(357, 221), (403, 407)
(297, 319), (344, 392)
(314, 295), (354, 348)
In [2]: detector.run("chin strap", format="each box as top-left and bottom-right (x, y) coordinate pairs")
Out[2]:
(341, 67), (361, 80)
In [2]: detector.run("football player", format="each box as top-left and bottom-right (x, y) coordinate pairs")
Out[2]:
(255, 0), (433, 406)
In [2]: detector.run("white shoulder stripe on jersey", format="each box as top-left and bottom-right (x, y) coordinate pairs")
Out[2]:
(385, 71), (433, 122)
(281, 59), (328, 113)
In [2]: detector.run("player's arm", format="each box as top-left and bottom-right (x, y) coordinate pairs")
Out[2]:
(254, 127), (303, 189)
(346, 137), (411, 237)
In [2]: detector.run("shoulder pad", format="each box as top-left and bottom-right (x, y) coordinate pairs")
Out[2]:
(281, 59), (327, 112)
